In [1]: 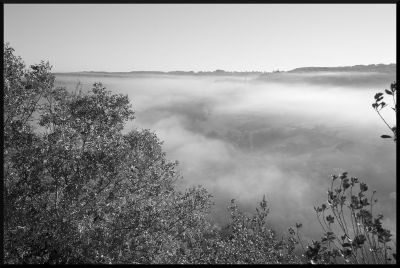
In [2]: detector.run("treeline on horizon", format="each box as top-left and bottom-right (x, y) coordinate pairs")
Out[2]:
(3, 42), (396, 264)
(54, 63), (396, 76)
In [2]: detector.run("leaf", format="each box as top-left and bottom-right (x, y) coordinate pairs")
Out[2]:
(326, 215), (334, 224)
(381, 135), (392, 139)
(374, 92), (383, 100)
(385, 89), (393, 95)
(360, 182), (368, 192)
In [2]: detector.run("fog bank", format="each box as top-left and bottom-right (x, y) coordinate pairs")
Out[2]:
(55, 71), (396, 241)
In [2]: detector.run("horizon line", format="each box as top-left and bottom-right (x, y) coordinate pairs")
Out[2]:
(52, 63), (397, 74)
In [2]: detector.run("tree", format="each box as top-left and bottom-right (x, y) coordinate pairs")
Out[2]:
(3, 43), (213, 264)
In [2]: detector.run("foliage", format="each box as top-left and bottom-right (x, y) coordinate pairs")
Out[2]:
(291, 172), (396, 264)
(372, 82), (397, 142)
(210, 197), (303, 264)
(3, 43), (213, 264)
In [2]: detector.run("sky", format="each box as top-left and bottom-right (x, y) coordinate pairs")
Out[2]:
(4, 4), (396, 72)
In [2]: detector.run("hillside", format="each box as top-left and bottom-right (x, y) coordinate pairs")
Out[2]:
(287, 63), (396, 73)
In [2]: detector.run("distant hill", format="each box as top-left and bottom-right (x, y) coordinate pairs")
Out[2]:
(54, 70), (265, 76)
(255, 63), (396, 88)
(287, 64), (396, 73)
(54, 64), (396, 77)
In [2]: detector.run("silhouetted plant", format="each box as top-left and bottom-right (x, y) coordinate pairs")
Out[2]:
(292, 173), (396, 264)
(290, 83), (397, 264)
(372, 81), (396, 142)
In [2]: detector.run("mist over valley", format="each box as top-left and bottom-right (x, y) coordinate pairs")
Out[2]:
(54, 65), (396, 241)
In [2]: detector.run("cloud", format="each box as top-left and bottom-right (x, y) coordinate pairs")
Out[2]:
(55, 72), (397, 240)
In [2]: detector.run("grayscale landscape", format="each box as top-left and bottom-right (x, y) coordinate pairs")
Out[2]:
(4, 3), (396, 264)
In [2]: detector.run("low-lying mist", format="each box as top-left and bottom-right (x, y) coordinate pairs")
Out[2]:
(55, 71), (396, 242)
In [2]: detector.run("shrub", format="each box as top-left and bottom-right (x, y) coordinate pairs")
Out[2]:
(3, 43), (213, 264)
(210, 197), (303, 264)
(300, 172), (396, 264)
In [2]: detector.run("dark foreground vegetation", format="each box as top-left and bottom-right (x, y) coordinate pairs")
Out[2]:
(3, 43), (396, 264)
